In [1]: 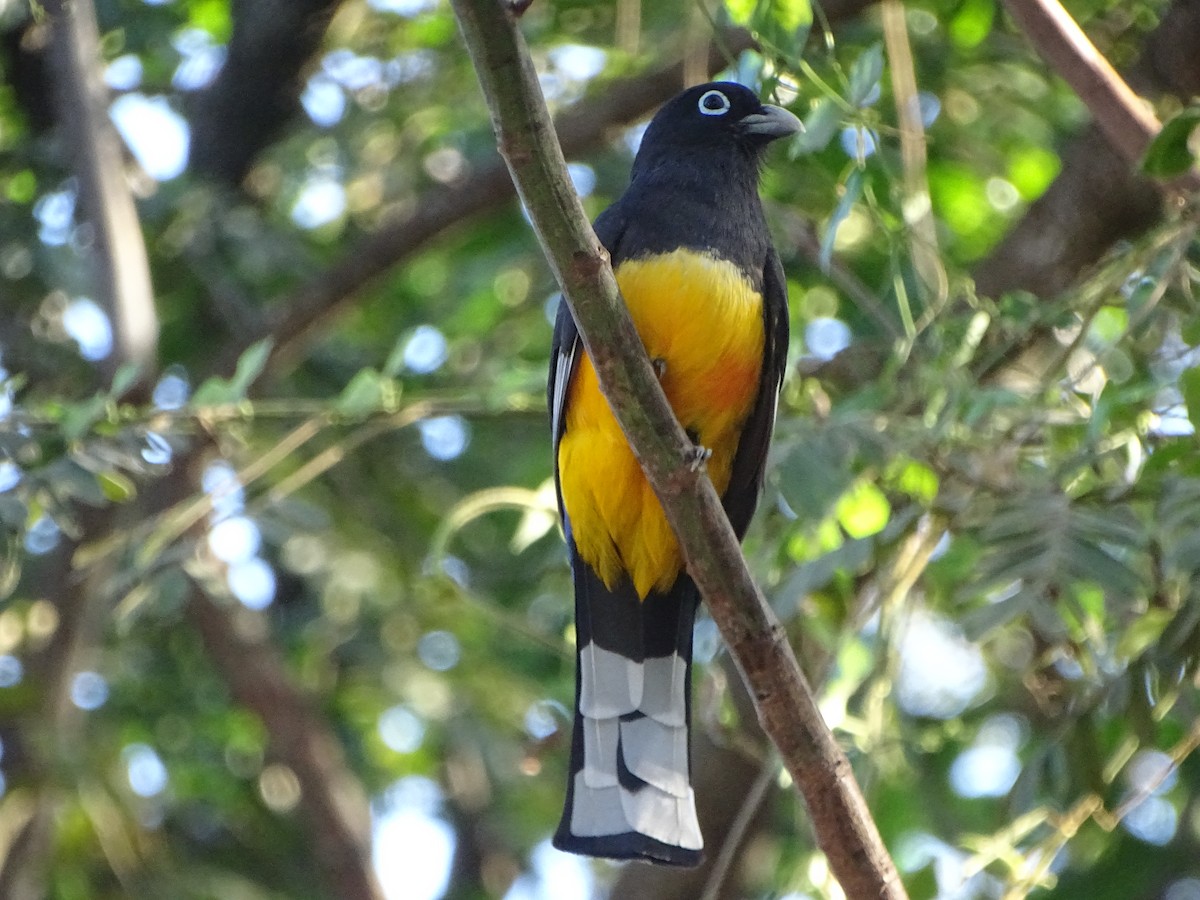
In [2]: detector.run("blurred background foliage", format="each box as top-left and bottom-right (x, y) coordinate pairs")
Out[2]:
(2, 0), (1200, 897)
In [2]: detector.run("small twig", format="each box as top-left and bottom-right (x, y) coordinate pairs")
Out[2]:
(881, 0), (948, 314)
(698, 757), (780, 900)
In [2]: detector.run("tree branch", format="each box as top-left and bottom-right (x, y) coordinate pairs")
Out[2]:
(186, 585), (385, 900)
(188, 0), (343, 186)
(976, 0), (1200, 299)
(1001, 0), (1161, 171)
(449, 1), (905, 896)
(0, 2), (159, 892)
(45, 0), (159, 384)
(1001, 0), (1199, 192)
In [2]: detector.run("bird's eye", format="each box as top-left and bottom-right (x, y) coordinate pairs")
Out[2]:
(697, 90), (731, 116)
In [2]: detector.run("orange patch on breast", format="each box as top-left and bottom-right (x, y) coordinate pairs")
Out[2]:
(558, 250), (765, 598)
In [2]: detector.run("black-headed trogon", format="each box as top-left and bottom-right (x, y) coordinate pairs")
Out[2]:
(549, 82), (800, 866)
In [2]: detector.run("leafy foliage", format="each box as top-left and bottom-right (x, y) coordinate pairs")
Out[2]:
(3, 0), (1200, 898)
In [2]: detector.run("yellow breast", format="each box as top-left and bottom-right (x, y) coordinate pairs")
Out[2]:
(558, 250), (765, 598)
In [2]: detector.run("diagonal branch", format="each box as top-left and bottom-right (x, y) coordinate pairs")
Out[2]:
(1001, 0), (1199, 192)
(188, 0), (343, 185)
(449, 1), (906, 897)
(976, 0), (1200, 300)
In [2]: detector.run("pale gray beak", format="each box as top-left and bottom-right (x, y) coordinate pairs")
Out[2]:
(740, 104), (804, 139)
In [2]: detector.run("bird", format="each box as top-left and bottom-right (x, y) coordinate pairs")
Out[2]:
(548, 81), (800, 866)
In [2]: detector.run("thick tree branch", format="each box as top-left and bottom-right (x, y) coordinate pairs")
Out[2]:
(45, 0), (159, 384)
(189, 0), (343, 185)
(449, 1), (905, 897)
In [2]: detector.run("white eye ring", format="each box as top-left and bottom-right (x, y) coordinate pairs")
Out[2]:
(697, 89), (731, 116)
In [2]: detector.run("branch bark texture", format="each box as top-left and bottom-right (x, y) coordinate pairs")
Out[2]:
(450, 1), (906, 896)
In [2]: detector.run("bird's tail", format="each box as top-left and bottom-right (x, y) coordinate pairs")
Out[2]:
(552, 552), (703, 866)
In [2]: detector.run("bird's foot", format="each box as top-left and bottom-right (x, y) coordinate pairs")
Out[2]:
(685, 443), (712, 472)
(651, 357), (667, 380)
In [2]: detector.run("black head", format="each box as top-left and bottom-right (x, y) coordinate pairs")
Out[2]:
(634, 82), (802, 170)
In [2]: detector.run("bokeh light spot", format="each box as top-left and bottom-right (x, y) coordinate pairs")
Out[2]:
(379, 705), (425, 753)
(63, 297), (113, 361)
(419, 415), (469, 461)
(227, 558), (276, 610)
(0, 655), (24, 688)
(403, 325), (448, 374)
(124, 743), (168, 797)
(71, 670), (110, 711)
(417, 630), (461, 672)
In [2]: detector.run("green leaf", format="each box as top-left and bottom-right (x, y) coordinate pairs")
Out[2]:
(888, 458), (938, 504)
(61, 395), (108, 442)
(47, 459), (108, 508)
(336, 369), (399, 418)
(1142, 107), (1200, 178)
(948, 0), (996, 49)
(1181, 317), (1200, 347)
(961, 590), (1034, 640)
(724, 0), (812, 57)
(192, 339), (274, 406)
(847, 43), (884, 108)
(1181, 367), (1200, 430)
(777, 536), (873, 599)
(108, 362), (141, 399)
(790, 97), (842, 156)
(1097, 347), (1133, 384)
(725, 0), (758, 22)
(835, 480), (890, 539)
(904, 863), (940, 900)
(188, 0), (232, 41)
(1115, 607), (1174, 661)
(776, 433), (855, 521)
(1088, 306), (1127, 345)
(97, 471), (137, 503)
(228, 339), (274, 399)
(819, 167), (864, 271)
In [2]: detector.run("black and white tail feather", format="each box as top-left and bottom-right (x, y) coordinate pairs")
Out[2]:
(552, 535), (703, 866)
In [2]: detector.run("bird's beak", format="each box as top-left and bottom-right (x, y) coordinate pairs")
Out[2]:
(740, 104), (804, 139)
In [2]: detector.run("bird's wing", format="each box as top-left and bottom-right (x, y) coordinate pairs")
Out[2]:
(549, 204), (627, 514)
(721, 244), (789, 539)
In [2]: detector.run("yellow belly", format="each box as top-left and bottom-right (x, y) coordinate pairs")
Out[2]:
(558, 250), (765, 598)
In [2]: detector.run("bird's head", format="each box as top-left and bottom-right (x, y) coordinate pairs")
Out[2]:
(635, 82), (803, 166)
